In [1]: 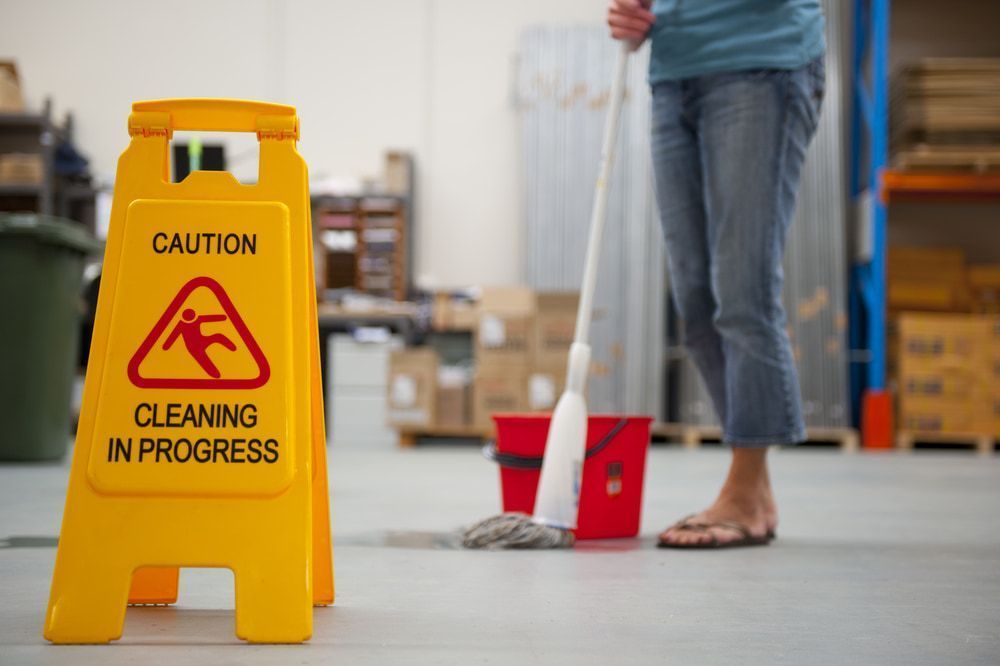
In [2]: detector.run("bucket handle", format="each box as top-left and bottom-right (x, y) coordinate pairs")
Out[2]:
(482, 418), (629, 470)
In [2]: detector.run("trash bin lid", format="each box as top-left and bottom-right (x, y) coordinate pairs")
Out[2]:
(0, 213), (103, 255)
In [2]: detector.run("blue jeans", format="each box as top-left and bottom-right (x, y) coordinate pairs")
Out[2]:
(650, 57), (825, 446)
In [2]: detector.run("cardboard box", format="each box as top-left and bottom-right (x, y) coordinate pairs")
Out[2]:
(888, 279), (970, 312)
(432, 292), (479, 331)
(526, 362), (567, 411)
(897, 313), (991, 369)
(888, 246), (970, 313)
(969, 265), (1000, 314)
(897, 313), (996, 436)
(0, 153), (43, 184)
(992, 395), (1000, 438)
(473, 365), (527, 429)
(992, 318), (1000, 436)
(888, 246), (965, 282)
(987, 317), (1000, 382)
(435, 365), (471, 428)
(384, 151), (411, 196)
(0, 61), (25, 113)
(899, 398), (992, 434)
(533, 292), (579, 366)
(476, 287), (535, 366)
(971, 293), (1000, 315)
(436, 385), (470, 427)
(969, 265), (1000, 289)
(898, 367), (990, 401)
(989, 317), (1000, 435)
(386, 348), (438, 428)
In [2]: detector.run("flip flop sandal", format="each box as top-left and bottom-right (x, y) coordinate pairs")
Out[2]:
(657, 515), (772, 549)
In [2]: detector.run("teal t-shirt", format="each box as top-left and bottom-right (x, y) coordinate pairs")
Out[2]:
(648, 0), (825, 83)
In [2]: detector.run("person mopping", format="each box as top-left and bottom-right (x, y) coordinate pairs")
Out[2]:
(608, 0), (826, 548)
(465, 0), (826, 549)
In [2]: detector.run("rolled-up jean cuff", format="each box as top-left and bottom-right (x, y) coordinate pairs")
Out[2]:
(724, 429), (807, 447)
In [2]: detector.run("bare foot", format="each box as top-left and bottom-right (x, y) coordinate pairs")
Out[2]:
(658, 448), (778, 547)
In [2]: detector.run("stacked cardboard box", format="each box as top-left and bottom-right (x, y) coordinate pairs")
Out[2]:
(435, 365), (472, 428)
(431, 291), (479, 331)
(0, 153), (43, 185)
(386, 348), (438, 428)
(897, 313), (995, 436)
(888, 246), (970, 313)
(387, 287), (580, 434)
(969, 265), (1000, 314)
(472, 288), (579, 429)
(890, 58), (1000, 171)
(991, 319), (1000, 437)
(0, 61), (25, 113)
(526, 292), (576, 411)
(887, 246), (972, 379)
(472, 287), (534, 428)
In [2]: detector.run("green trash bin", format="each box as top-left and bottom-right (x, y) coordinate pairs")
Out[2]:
(0, 213), (103, 461)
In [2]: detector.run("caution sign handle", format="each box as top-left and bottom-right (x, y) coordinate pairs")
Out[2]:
(130, 98), (299, 139)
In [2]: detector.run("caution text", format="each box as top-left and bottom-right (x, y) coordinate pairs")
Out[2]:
(152, 232), (257, 255)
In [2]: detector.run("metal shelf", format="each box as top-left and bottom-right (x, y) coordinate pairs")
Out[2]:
(0, 112), (49, 131)
(0, 183), (41, 196)
(850, 0), (891, 447)
(850, 1), (1000, 448)
(881, 170), (1000, 202)
(0, 99), (57, 216)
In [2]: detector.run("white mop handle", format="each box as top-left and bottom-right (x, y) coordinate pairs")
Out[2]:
(573, 41), (630, 346)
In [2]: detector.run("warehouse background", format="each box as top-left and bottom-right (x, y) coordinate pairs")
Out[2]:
(2, 0), (1000, 661)
(1, 0), (617, 289)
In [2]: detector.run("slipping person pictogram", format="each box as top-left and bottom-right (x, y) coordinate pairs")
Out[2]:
(127, 276), (270, 390)
(162, 308), (237, 379)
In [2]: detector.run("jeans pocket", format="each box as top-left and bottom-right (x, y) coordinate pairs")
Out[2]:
(789, 56), (824, 136)
(808, 56), (826, 108)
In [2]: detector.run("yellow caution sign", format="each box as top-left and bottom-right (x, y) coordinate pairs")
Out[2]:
(45, 99), (333, 644)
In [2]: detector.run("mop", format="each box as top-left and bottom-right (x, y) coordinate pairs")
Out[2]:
(462, 42), (631, 550)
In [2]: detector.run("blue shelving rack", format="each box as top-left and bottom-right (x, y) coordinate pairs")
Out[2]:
(850, 0), (893, 446)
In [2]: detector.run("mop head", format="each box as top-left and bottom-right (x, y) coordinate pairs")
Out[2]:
(461, 512), (575, 550)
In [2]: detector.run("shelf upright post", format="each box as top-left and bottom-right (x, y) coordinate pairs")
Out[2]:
(851, 0), (894, 448)
(848, 0), (870, 430)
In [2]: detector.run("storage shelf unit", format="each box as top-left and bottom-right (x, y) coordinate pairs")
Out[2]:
(311, 194), (410, 302)
(851, 0), (1000, 447)
(0, 183), (40, 195)
(881, 170), (1000, 202)
(357, 197), (407, 301)
(0, 98), (96, 228)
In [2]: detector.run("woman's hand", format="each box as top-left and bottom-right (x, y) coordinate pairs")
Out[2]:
(607, 0), (655, 48)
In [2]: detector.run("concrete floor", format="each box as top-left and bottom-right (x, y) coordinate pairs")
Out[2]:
(1, 445), (999, 664)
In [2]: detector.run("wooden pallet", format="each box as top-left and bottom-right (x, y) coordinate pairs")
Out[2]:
(893, 146), (1000, 173)
(398, 422), (862, 450)
(896, 430), (996, 456)
(396, 424), (492, 447)
(651, 423), (860, 452)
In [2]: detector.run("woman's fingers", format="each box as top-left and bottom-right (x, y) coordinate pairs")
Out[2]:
(607, 9), (655, 41)
(611, 0), (656, 24)
(609, 27), (646, 42)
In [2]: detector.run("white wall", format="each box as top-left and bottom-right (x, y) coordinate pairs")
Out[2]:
(1, 0), (608, 288)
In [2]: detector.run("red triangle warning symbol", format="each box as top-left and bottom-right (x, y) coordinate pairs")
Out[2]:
(127, 276), (270, 390)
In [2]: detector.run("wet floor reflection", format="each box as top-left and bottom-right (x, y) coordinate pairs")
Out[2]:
(0, 532), (656, 552)
(0, 535), (58, 548)
(336, 530), (654, 552)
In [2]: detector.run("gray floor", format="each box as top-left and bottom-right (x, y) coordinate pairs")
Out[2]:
(1, 444), (999, 664)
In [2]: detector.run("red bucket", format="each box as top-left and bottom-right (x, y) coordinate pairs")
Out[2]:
(489, 414), (652, 540)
